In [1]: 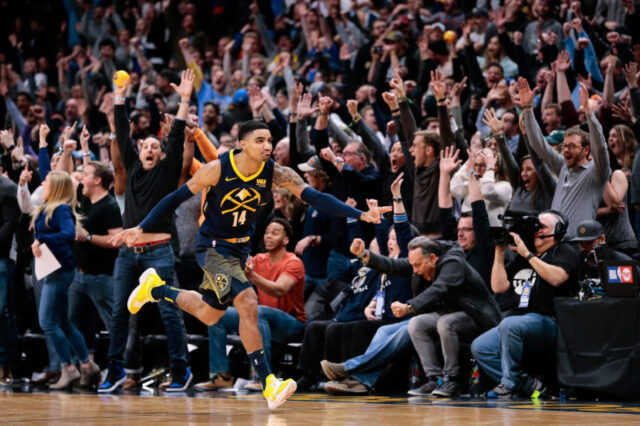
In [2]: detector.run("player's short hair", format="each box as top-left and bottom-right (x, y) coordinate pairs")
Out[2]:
(267, 217), (294, 242)
(238, 120), (270, 141)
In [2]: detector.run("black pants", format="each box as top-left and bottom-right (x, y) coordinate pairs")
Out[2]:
(297, 318), (395, 376)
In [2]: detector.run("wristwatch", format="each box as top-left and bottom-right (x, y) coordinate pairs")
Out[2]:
(310, 235), (317, 244)
(86, 233), (93, 243)
(526, 252), (536, 261)
(406, 303), (415, 314)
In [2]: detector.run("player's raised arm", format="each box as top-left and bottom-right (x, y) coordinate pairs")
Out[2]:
(272, 162), (390, 223)
(109, 161), (222, 246)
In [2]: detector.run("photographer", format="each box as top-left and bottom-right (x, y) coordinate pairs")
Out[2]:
(471, 211), (580, 398)
(571, 220), (640, 281)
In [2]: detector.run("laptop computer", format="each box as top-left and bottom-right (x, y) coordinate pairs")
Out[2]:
(601, 260), (638, 297)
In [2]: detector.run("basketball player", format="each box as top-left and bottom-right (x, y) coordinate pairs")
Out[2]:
(110, 119), (388, 408)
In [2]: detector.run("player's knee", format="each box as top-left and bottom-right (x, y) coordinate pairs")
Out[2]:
(235, 290), (258, 318)
(200, 307), (223, 326)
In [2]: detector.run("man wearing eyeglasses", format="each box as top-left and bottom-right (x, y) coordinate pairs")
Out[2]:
(519, 78), (610, 238)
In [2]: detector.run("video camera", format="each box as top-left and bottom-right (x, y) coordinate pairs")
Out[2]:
(489, 210), (542, 248)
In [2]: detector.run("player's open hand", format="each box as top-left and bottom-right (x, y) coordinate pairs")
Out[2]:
(360, 199), (392, 223)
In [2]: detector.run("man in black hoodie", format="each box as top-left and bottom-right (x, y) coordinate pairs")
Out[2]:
(320, 237), (501, 395)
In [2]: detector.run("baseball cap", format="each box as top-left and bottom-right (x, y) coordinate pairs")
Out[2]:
(384, 30), (405, 42)
(432, 23), (446, 32)
(298, 155), (323, 172)
(571, 220), (604, 242)
(545, 129), (564, 145)
(470, 7), (489, 18)
(233, 89), (249, 106)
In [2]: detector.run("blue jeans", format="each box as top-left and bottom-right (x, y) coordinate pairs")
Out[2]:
(32, 268), (61, 372)
(343, 320), (411, 388)
(38, 269), (90, 366)
(108, 246), (188, 367)
(68, 271), (114, 352)
(0, 258), (19, 367)
(207, 306), (305, 375)
(471, 313), (558, 391)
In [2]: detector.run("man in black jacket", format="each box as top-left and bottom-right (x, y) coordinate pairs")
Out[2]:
(320, 237), (501, 395)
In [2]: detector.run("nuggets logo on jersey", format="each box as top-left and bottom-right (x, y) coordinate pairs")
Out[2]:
(220, 187), (262, 214)
(215, 273), (229, 293)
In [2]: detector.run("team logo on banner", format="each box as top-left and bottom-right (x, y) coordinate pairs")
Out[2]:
(607, 266), (634, 284)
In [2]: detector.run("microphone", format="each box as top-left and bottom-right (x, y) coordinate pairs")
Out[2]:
(537, 234), (556, 239)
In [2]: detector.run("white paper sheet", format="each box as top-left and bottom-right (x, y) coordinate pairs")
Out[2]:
(34, 243), (62, 280)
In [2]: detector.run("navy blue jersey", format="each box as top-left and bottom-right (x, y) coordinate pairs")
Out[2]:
(200, 149), (274, 240)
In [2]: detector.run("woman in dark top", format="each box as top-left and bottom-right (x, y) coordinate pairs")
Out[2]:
(31, 171), (100, 389)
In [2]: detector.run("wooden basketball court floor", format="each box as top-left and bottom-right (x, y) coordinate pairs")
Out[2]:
(2, 389), (640, 424)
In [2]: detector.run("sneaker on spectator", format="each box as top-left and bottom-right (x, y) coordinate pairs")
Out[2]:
(165, 367), (193, 392)
(245, 380), (263, 391)
(407, 377), (441, 396)
(98, 364), (126, 393)
(431, 379), (459, 397)
(320, 360), (347, 381)
(525, 377), (547, 398)
(122, 374), (141, 390)
(487, 383), (512, 398)
(324, 378), (368, 395)
(194, 374), (234, 391)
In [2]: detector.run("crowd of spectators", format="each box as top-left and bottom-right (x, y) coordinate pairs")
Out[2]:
(2, 0), (640, 398)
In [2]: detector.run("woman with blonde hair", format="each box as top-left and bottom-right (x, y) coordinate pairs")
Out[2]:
(31, 171), (100, 389)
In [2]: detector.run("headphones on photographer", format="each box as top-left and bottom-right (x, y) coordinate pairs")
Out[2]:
(541, 209), (568, 242)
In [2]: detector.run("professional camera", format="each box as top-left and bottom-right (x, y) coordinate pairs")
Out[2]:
(489, 210), (542, 248)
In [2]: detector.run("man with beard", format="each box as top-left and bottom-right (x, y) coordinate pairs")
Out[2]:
(520, 78), (610, 238)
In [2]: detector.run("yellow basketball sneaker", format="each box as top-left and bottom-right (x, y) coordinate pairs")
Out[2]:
(127, 268), (165, 314)
(263, 374), (297, 409)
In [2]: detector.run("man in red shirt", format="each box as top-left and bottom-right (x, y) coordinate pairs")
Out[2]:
(194, 218), (306, 391)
